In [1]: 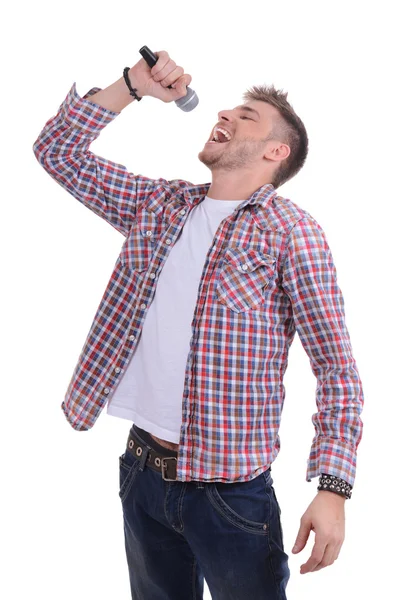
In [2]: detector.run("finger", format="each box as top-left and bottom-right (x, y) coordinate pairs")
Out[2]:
(333, 539), (344, 561)
(300, 540), (327, 574)
(181, 73), (192, 88)
(312, 543), (337, 571)
(292, 519), (311, 553)
(173, 74), (191, 94)
(152, 58), (177, 83)
(160, 66), (184, 88)
(151, 51), (170, 78)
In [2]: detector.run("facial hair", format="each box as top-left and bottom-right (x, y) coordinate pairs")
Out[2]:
(198, 135), (271, 171)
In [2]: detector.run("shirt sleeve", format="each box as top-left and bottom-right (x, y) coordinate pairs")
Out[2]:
(281, 215), (364, 488)
(32, 82), (163, 237)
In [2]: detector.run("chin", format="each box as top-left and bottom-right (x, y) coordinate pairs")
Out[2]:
(197, 149), (211, 166)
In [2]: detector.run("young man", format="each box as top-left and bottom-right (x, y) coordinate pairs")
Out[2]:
(33, 50), (364, 600)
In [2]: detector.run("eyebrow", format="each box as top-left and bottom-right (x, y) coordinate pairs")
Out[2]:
(235, 105), (260, 118)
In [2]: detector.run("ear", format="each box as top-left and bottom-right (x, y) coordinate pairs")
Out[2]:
(264, 142), (291, 163)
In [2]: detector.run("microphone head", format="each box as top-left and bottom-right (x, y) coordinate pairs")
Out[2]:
(175, 87), (199, 112)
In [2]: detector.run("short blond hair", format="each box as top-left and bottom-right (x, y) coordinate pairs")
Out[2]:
(243, 84), (309, 188)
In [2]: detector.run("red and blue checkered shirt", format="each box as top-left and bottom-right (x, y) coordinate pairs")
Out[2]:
(33, 82), (364, 488)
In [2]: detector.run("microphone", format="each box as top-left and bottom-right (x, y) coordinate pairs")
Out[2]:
(139, 46), (199, 112)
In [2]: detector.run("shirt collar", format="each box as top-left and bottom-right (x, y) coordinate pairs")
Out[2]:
(180, 182), (277, 211)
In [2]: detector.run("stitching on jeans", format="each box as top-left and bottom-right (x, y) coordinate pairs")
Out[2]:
(176, 482), (188, 532)
(119, 459), (141, 503)
(205, 482), (268, 535)
(191, 555), (198, 600)
(265, 485), (281, 595)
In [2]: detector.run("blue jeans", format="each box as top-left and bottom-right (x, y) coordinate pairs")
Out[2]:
(119, 426), (290, 599)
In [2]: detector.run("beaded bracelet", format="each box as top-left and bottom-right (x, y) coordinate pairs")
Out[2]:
(123, 67), (142, 101)
(317, 474), (352, 500)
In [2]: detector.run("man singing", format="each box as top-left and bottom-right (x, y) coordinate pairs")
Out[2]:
(33, 49), (364, 600)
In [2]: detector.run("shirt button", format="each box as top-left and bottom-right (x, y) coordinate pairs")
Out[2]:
(141, 303), (146, 310)
(145, 230), (153, 237)
(103, 387), (110, 394)
(150, 273), (156, 279)
(129, 335), (135, 341)
(166, 239), (172, 245)
(180, 209), (186, 215)
(115, 367), (121, 374)
(241, 264), (248, 271)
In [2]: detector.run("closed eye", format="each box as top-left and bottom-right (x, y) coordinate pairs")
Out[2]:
(240, 116), (253, 120)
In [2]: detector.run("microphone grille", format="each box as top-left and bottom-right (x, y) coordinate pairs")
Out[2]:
(175, 87), (199, 112)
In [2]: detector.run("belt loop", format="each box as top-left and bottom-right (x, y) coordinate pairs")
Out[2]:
(137, 445), (149, 471)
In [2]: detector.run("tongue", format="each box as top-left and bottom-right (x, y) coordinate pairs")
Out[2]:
(217, 130), (229, 143)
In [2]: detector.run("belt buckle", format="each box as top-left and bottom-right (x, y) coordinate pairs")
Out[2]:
(161, 456), (177, 481)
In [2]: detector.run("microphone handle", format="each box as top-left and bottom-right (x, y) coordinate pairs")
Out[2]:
(139, 46), (174, 89)
(139, 45), (199, 112)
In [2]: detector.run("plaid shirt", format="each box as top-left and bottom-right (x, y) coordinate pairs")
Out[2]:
(33, 82), (364, 487)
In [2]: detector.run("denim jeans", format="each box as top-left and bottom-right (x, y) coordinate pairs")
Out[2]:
(119, 425), (290, 599)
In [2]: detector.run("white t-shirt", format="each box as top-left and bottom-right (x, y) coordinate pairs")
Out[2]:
(107, 195), (244, 442)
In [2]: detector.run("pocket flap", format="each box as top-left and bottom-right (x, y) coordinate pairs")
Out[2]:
(223, 246), (276, 273)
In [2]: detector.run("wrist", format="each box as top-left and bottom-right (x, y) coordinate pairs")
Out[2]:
(317, 489), (346, 501)
(87, 76), (136, 112)
(127, 68), (147, 98)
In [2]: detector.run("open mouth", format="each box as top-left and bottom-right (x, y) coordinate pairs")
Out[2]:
(207, 126), (232, 145)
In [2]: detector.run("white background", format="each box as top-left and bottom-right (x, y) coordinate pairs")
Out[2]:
(1, 0), (417, 598)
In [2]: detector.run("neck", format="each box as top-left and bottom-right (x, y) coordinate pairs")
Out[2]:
(207, 169), (271, 200)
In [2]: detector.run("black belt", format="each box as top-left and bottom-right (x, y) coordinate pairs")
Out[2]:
(125, 425), (179, 481)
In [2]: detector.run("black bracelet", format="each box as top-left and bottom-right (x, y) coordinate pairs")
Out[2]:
(317, 474), (352, 500)
(123, 67), (142, 101)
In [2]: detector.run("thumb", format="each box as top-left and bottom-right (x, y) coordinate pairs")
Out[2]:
(173, 74), (189, 97)
(292, 520), (311, 554)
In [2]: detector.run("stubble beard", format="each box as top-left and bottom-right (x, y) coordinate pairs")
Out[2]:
(198, 137), (269, 172)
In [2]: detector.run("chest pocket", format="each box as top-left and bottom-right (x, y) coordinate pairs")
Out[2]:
(216, 246), (276, 313)
(119, 208), (160, 272)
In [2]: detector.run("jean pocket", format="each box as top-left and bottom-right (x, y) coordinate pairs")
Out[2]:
(216, 245), (276, 313)
(119, 450), (140, 503)
(206, 473), (270, 535)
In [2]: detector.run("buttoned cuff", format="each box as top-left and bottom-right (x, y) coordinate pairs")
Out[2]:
(306, 435), (357, 488)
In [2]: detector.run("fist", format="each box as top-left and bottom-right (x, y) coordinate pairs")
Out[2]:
(129, 50), (192, 103)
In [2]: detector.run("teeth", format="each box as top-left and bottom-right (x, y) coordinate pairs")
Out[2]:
(213, 127), (232, 142)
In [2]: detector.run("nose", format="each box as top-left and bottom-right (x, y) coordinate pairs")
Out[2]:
(217, 109), (234, 122)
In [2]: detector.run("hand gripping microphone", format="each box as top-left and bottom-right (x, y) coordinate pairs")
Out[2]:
(139, 46), (199, 112)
